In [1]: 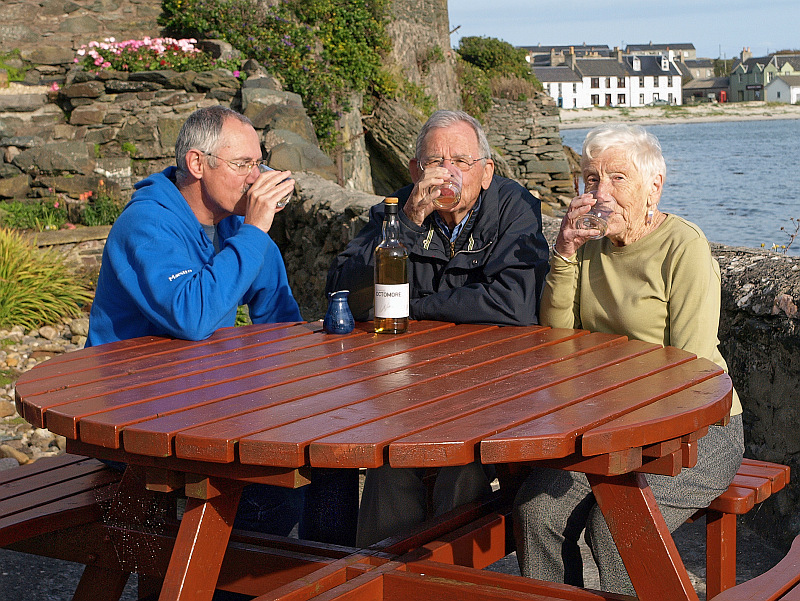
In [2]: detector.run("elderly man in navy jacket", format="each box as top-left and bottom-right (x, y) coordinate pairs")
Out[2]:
(327, 109), (550, 546)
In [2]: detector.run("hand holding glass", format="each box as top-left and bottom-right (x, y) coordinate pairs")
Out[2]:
(432, 167), (462, 210)
(258, 163), (293, 208)
(576, 191), (616, 239)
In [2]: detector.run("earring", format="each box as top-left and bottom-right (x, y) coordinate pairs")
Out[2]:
(646, 209), (654, 225)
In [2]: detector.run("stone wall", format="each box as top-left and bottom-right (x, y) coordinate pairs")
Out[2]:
(0, 65), (338, 206)
(484, 97), (577, 210)
(0, 0), (164, 87)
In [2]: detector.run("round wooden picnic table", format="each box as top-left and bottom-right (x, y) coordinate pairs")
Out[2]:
(14, 320), (732, 601)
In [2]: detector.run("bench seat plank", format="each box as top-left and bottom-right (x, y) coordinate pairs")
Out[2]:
(0, 454), (122, 546)
(713, 534), (800, 601)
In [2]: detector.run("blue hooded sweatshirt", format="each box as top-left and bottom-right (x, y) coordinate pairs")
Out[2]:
(86, 167), (302, 347)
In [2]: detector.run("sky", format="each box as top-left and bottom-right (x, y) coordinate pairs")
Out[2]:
(447, 0), (800, 61)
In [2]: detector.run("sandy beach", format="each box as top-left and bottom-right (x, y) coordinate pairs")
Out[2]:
(558, 100), (800, 129)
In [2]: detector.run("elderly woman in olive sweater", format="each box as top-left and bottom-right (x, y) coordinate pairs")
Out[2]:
(514, 124), (744, 596)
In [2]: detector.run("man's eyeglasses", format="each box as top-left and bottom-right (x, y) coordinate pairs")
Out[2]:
(418, 155), (489, 172)
(204, 153), (266, 175)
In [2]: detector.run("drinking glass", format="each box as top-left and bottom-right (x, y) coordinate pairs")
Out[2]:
(576, 191), (616, 239)
(432, 167), (462, 210)
(258, 163), (293, 208)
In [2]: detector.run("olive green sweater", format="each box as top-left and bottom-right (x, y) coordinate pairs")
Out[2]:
(542, 214), (742, 416)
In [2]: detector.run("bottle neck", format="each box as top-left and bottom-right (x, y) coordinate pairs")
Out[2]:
(382, 206), (400, 242)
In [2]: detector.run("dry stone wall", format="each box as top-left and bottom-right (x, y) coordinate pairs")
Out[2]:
(484, 96), (577, 209)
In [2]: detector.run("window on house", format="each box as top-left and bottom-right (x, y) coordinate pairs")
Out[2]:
(591, 77), (599, 88)
(667, 77), (673, 87)
(605, 77), (611, 87)
(591, 94), (600, 105)
(558, 83), (563, 94)
(617, 94), (626, 105)
(668, 93), (674, 103)
(618, 77), (625, 88)
(639, 93), (645, 104)
(573, 83), (577, 93)
(639, 76), (645, 87)
(777, 91), (782, 98)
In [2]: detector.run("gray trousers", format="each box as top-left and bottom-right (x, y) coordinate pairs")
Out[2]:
(513, 414), (744, 596)
(356, 462), (493, 547)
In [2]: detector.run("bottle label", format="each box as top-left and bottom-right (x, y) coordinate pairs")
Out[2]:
(374, 283), (409, 318)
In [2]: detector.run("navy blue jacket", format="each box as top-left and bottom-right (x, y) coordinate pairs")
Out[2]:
(326, 175), (549, 326)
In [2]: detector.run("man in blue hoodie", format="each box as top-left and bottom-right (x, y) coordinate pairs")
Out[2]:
(86, 105), (307, 537)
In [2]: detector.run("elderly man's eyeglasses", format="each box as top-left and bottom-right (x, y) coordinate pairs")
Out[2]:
(418, 156), (489, 172)
(204, 153), (266, 175)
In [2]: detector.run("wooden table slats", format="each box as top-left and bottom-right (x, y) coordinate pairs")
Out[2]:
(237, 332), (631, 468)
(44, 322), (471, 441)
(115, 324), (550, 458)
(13, 322), (734, 601)
(479, 356), (723, 463)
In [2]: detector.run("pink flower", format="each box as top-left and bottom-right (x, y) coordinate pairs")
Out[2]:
(233, 70), (241, 78)
(50, 82), (60, 91)
(54, 202), (59, 208)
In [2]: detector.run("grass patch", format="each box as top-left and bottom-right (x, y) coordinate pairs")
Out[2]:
(0, 228), (93, 330)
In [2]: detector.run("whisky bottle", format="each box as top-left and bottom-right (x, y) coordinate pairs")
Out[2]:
(374, 197), (409, 334)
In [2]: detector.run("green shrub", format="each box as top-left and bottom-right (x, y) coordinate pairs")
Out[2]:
(0, 49), (25, 82)
(0, 198), (67, 231)
(490, 75), (539, 102)
(159, 0), (392, 151)
(455, 59), (492, 118)
(456, 36), (540, 86)
(81, 182), (126, 227)
(0, 228), (93, 329)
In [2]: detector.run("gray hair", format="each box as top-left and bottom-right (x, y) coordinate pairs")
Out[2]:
(415, 110), (492, 162)
(581, 124), (666, 184)
(175, 106), (254, 178)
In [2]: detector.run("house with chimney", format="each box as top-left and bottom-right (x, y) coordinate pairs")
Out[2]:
(765, 75), (800, 103)
(625, 42), (696, 61)
(729, 48), (800, 101)
(531, 46), (683, 108)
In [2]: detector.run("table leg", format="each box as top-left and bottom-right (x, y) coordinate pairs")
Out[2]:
(588, 471), (699, 601)
(158, 478), (244, 601)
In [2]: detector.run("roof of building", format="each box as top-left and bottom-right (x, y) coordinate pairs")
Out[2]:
(574, 58), (629, 77)
(531, 66), (582, 82)
(684, 58), (715, 68)
(624, 55), (682, 76)
(769, 74), (800, 87)
(520, 44), (611, 56)
(683, 77), (729, 90)
(625, 42), (695, 52)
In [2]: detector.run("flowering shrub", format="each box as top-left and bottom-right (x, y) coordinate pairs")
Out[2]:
(160, 0), (393, 151)
(75, 36), (241, 74)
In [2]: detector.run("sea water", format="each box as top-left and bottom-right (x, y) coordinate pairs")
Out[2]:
(560, 119), (800, 256)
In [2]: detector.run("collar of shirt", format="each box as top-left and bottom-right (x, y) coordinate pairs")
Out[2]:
(433, 192), (483, 243)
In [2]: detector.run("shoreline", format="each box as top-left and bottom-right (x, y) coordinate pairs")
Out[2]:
(557, 101), (800, 130)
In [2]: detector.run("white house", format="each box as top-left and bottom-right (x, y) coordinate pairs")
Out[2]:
(532, 66), (584, 108)
(765, 74), (800, 103)
(623, 53), (683, 107)
(532, 48), (683, 108)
